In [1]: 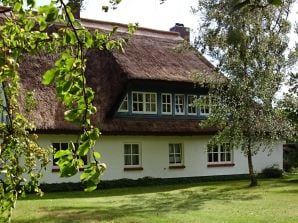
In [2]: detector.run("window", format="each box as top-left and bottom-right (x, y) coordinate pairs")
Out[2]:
(200, 96), (211, 115)
(124, 143), (141, 167)
(132, 92), (157, 114)
(169, 143), (183, 166)
(175, 94), (185, 115)
(187, 95), (197, 115)
(207, 144), (232, 164)
(118, 94), (128, 112)
(52, 142), (88, 167)
(161, 93), (172, 114)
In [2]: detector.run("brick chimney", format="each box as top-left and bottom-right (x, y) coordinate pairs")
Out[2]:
(170, 23), (190, 41)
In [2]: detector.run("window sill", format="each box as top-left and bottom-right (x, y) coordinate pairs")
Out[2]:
(169, 165), (185, 169)
(52, 167), (85, 172)
(207, 163), (235, 168)
(123, 167), (144, 171)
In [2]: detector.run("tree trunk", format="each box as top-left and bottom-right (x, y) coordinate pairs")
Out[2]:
(247, 140), (258, 187)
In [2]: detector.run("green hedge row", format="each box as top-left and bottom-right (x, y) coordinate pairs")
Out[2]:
(39, 174), (249, 192)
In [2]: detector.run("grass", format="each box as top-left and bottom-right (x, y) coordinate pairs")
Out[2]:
(12, 175), (298, 223)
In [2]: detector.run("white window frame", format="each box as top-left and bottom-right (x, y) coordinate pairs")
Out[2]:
(52, 142), (88, 168)
(207, 144), (233, 164)
(175, 94), (185, 115)
(132, 92), (157, 114)
(118, 94), (129, 112)
(161, 93), (172, 115)
(187, 95), (197, 115)
(200, 95), (211, 116)
(169, 143), (184, 166)
(124, 143), (142, 167)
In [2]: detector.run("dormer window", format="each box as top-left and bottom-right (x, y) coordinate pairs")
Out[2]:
(187, 95), (197, 115)
(175, 94), (185, 115)
(118, 94), (128, 112)
(200, 95), (211, 115)
(161, 93), (172, 114)
(132, 92), (157, 114)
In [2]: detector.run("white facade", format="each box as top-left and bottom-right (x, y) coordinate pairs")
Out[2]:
(38, 134), (283, 184)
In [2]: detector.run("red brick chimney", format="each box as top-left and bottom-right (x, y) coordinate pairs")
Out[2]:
(170, 23), (190, 41)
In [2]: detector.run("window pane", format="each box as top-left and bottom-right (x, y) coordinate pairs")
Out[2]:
(124, 144), (131, 154)
(61, 143), (68, 150)
(175, 155), (181, 163)
(132, 155), (139, 165)
(220, 153), (225, 162)
(213, 153), (218, 162)
(169, 144), (174, 153)
(52, 143), (60, 151)
(132, 144), (139, 154)
(124, 155), (131, 165)
(213, 145), (218, 153)
(226, 152), (231, 161)
(208, 153), (213, 162)
(169, 154), (175, 163)
(175, 145), (181, 154)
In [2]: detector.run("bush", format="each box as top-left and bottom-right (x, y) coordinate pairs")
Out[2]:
(261, 165), (283, 178)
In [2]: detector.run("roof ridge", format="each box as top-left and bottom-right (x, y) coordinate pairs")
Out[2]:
(81, 18), (183, 40)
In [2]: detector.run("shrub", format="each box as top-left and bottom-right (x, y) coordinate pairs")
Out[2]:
(261, 165), (283, 178)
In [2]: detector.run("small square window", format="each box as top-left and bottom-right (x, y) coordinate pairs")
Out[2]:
(124, 143), (141, 167)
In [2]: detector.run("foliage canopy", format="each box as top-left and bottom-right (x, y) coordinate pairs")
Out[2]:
(195, 0), (297, 186)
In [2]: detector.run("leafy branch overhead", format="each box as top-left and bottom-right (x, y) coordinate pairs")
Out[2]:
(0, 0), (137, 221)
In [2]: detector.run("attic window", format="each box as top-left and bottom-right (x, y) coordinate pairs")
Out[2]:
(132, 92), (157, 114)
(161, 93), (172, 114)
(200, 96), (211, 115)
(175, 94), (185, 115)
(118, 94), (128, 112)
(187, 95), (197, 115)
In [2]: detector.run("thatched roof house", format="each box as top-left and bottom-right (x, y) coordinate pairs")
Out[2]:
(19, 19), (218, 135)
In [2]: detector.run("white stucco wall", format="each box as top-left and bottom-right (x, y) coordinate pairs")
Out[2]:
(37, 134), (283, 183)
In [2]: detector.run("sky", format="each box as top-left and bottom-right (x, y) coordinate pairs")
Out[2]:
(38, 0), (199, 40)
(37, 0), (297, 46)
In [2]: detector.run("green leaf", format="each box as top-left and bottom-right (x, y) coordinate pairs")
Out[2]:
(25, 20), (35, 31)
(77, 140), (90, 157)
(42, 69), (57, 85)
(59, 163), (78, 177)
(89, 128), (100, 140)
(13, 2), (22, 13)
(84, 185), (97, 192)
(268, 0), (282, 6)
(54, 149), (71, 159)
(38, 18), (47, 31)
(27, 0), (36, 8)
(45, 6), (59, 22)
(93, 151), (101, 159)
(66, 7), (75, 22)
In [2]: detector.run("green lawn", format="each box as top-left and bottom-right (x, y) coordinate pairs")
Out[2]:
(13, 175), (298, 223)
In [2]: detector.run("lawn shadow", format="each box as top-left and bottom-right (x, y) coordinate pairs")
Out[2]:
(14, 182), (262, 223)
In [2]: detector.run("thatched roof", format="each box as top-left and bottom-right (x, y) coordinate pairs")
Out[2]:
(18, 19), (218, 135)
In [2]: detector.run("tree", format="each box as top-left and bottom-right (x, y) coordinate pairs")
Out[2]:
(0, 0), (136, 222)
(195, 0), (296, 186)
